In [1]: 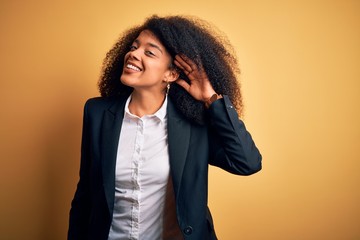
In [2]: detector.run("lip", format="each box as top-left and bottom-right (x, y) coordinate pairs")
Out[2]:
(125, 61), (142, 72)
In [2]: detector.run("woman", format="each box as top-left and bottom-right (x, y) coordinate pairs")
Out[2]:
(68, 15), (262, 240)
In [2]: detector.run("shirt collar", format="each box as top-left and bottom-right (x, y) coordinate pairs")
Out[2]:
(124, 94), (168, 123)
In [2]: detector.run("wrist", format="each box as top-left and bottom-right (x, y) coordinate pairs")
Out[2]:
(204, 93), (222, 108)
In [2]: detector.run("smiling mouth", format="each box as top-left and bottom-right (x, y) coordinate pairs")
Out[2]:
(126, 63), (142, 71)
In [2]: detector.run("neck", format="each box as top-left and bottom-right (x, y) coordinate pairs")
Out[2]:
(128, 90), (166, 118)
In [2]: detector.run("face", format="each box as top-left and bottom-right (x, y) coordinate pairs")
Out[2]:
(120, 30), (176, 94)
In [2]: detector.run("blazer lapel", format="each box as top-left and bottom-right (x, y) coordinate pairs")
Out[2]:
(167, 98), (191, 198)
(101, 96), (128, 215)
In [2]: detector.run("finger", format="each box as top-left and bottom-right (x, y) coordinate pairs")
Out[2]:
(175, 55), (195, 73)
(174, 59), (193, 77)
(173, 59), (186, 71)
(175, 78), (190, 92)
(174, 55), (192, 73)
(178, 54), (199, 71)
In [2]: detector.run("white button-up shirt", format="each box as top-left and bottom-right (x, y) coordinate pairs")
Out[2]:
(108, 95), (172, 240)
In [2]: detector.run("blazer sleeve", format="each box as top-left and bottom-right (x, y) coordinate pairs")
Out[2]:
(207, 95), (262, 175)
(68, 100), (92, 240)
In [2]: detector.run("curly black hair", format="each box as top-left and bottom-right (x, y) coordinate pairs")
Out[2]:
(98, 15), (243, 124)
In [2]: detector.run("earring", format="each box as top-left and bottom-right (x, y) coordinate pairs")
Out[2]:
(166, 83), (170, 94)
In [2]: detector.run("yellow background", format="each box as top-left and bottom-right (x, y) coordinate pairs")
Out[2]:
(1, 0), (359, 239)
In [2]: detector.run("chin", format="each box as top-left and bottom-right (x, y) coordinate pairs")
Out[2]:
(120, 75), (133, 87)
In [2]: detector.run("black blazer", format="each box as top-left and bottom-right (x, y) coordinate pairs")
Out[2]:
(68, 94), (262, 240)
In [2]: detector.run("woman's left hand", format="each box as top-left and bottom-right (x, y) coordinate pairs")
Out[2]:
(174, 54), (216, 102)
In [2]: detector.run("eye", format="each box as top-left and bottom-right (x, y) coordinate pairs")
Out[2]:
(129, 45), (137, 51)
(145, 50), (155, 56)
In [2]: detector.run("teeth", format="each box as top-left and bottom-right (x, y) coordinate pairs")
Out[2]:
(127, 64), (141, 71)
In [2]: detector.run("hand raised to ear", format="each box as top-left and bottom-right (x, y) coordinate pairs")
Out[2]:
(174, 54), (216, 102)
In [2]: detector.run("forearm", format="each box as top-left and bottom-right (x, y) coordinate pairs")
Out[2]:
(207, 95), (262, 175)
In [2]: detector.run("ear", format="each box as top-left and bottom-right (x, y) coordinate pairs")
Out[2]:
(164, 68), (180, 83)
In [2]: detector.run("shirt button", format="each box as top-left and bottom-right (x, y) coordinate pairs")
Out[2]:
(183, 226), (193, 235)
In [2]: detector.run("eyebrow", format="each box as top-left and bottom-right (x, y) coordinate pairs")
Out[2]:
(134, 39), (163, 54)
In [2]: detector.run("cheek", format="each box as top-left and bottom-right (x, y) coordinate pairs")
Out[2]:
(155, 63), (169, 73)
(154, 58), (172, 73)
(144, 61), (168, 76)
(123, 52), (130, 62)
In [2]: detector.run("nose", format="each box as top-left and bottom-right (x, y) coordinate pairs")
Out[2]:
(128, 48), (140, 61)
